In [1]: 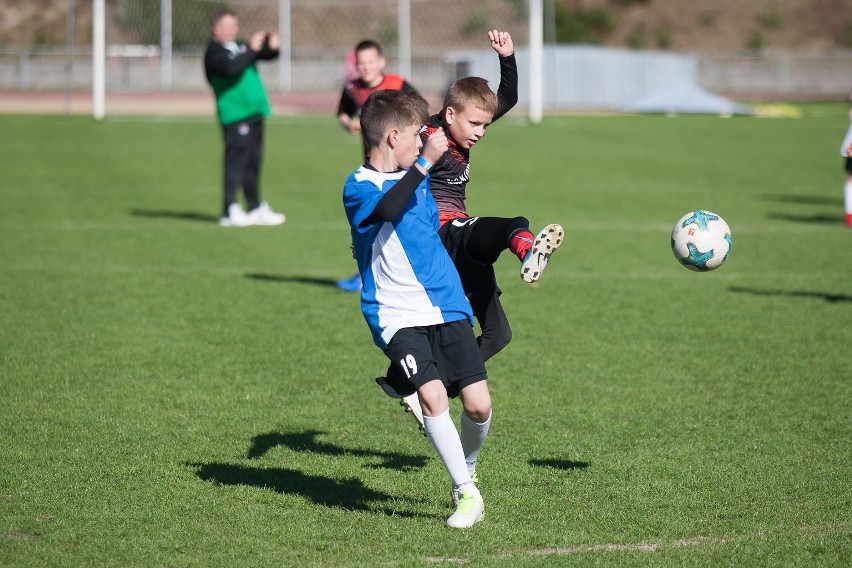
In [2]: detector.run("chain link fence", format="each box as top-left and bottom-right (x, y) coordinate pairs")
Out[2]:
(1, 0), (850, 105)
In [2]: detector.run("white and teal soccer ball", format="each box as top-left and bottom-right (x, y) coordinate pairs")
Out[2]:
(671, 210), (732, 271)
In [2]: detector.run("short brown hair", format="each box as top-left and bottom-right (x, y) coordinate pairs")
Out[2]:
(361, 90), (429, 151)
(355, 39), (383, 56)
(211, 9), (236, 27)
(444, 77), (498, 116)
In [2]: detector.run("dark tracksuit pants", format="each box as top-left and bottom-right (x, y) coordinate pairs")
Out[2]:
(222, 116), (263, 216)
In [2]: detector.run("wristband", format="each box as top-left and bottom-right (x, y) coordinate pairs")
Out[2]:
(415, 156), (433, 172)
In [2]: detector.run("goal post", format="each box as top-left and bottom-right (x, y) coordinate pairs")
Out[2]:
(92, 0), (105, 120)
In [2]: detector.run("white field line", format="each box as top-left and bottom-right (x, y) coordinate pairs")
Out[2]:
(529, 534), (737, 556)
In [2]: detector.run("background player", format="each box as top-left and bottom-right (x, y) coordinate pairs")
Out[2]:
(343, 89), (491, 528)
(840, 88), (852, 228)
(336, 40), (419, 291)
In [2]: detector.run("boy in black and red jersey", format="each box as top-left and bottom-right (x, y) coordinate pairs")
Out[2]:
(423, 30), (563, 363)
(380, 31), (563, 442)
(337, 40), (418, 136)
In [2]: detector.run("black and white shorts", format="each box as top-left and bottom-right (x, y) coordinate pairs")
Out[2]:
(845, 156), (852, 175)
(379, 320), (487, 399)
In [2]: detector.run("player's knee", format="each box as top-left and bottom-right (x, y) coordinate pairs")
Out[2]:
(464, 400), (492, 423)
(417, 380), (449, 417)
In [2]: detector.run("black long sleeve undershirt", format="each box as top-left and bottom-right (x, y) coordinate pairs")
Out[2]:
(493, 53), (518, 122)
(361, 166), (426, 226)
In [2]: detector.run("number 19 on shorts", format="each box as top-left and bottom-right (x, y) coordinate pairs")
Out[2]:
(399, 354), (418, 378)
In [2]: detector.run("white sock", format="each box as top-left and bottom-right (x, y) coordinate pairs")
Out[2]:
(460, 410), (491, 474)
(423, 409), (472, 489)
(845, 180), (852, 215)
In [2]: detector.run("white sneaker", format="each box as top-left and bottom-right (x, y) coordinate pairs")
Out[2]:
(520, 223), (564, 283)
(248, 201), (285, 226)
(446, 488), (484, 528)
(219, 203), (253, 227)
(400, 394), (425, 436)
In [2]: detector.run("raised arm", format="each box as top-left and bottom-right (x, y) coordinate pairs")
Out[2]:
(488, 30), (518, 121)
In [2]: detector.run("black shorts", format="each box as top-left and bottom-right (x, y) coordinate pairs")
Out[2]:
(845, 156), (852, 175)
(438, 217), (499, 294)
(379, 320), (487, 399)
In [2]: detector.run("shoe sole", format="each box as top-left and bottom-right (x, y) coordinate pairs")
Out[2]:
(400, 396), (426, 436)
(251, 216), (285, 226)
(521, 224), (564, 283)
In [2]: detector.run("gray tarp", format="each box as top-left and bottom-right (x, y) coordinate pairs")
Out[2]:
(621, 85), (752, 116)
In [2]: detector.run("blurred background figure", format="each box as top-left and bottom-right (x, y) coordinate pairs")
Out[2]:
(204, 10), (285, 227)
(840, 88), (852, 228)
(335, 39), (419, 292)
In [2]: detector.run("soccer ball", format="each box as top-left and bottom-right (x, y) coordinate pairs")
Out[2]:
(671, 210), (732, 271)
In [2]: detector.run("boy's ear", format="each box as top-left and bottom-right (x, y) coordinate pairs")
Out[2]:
(386, 128), (399, 148)
(444, 106), (456, 125)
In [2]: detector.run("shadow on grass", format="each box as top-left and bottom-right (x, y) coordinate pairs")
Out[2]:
(729, 286), (852, 304)
(129, 208), (219, 223)
(761, 194), (843, 206)
(766, 212), (844, 225)
(529, 459), (590, 471)
(245, 273), (340, 289)
(187, 461), (425, 517)
(247, 430), (428, 471)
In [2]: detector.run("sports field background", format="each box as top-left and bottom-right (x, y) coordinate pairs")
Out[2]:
(1, 107), (849, 566)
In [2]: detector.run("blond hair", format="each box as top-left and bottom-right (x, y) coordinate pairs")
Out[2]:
(444, 77), (498, 116)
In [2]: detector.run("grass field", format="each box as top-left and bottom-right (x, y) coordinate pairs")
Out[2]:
(1, 107), (850, 566)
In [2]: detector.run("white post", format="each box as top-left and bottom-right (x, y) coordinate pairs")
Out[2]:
(160, 0), (172, 89)
(65, 0), (75, 115)
(529, 0), (543, 124)
(398, 0), (411, 80)
(93, 0), (105, 120)
(278, 0), (291, 91)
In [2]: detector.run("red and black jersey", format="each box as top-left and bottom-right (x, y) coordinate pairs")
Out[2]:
(337, 74), (417, 118)
(422, 112), (471, 223)
(422, 53), (519, 225)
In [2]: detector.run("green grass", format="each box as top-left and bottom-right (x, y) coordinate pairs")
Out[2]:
(1, 108), (850, 566)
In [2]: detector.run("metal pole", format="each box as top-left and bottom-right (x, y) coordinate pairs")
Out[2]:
(161, 0), (172, 89)
(398, 0), (411, 80)
(93, 0), (105, 120)
(65, 0), (75, 115)
(278, 0), (291, 91)
(529, 0), (543, 123)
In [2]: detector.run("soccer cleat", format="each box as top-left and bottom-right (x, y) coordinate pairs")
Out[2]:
(219, 203), (254, 227)
(400, 393), (425, 436)
(446, 488), (484, 528)
(247, 201), (285, 226)
(520, 223), (564, 283)
(452, 470), (478, 505)
(336, 273), (362, 293)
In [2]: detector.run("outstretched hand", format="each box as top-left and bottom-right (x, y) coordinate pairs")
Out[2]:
(488, 30), (514, 57)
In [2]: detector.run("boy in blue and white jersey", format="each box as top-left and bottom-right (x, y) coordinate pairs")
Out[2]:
(343, 89), (491, 529)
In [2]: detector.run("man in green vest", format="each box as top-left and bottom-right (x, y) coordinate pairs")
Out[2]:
(204, 10), (285, 227)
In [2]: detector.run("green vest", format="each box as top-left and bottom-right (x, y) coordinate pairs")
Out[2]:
(208, 63), (271, 125)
